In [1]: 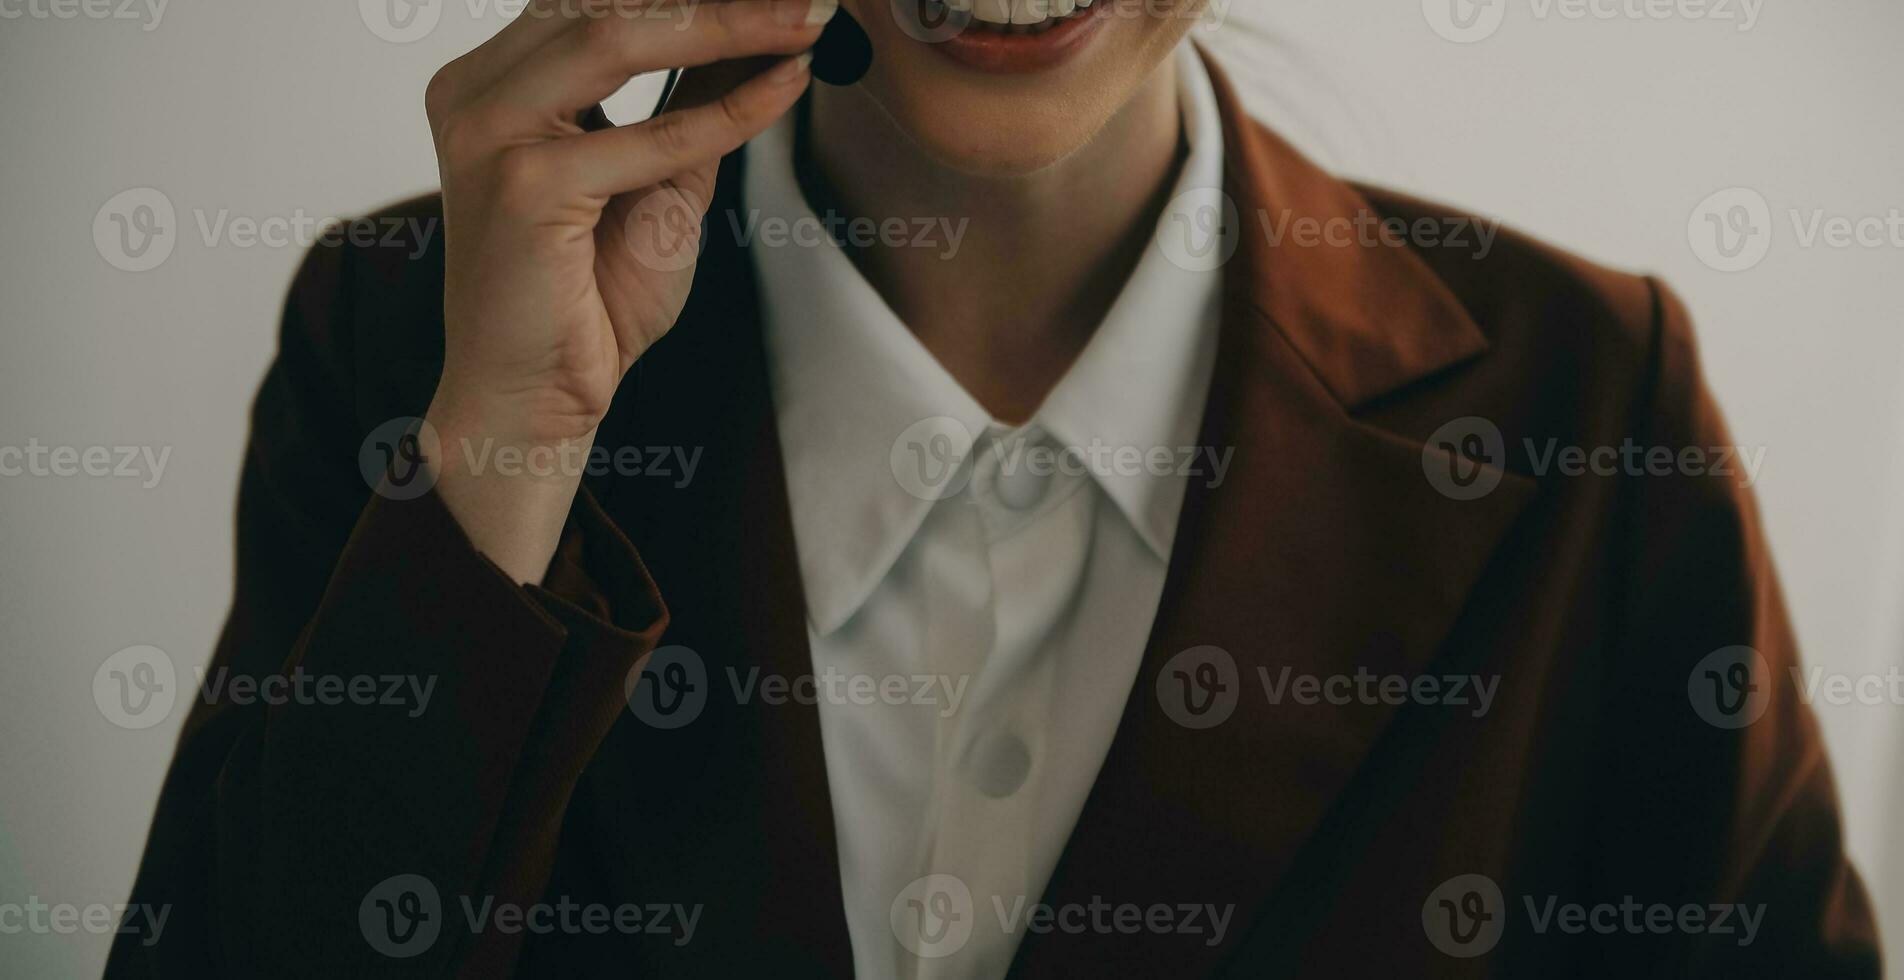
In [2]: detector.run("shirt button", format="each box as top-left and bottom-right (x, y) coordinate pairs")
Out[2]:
(972, 733), (1032, 799)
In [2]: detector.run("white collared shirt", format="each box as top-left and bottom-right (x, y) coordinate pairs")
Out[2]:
(746, 44), (1226, 980)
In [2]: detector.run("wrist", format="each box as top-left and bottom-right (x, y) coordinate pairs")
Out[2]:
(423, 391), (599, 585)
(427, 377), (606, 452)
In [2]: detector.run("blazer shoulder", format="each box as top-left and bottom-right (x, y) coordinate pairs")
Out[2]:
(279, 191), (449, 426)
(315, 190), (447, 337)
(1346, 181), (1692, 427)
(1355, 181), (1669, 356)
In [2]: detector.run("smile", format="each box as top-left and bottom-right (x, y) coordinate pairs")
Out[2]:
(920, 0), (1112, 72)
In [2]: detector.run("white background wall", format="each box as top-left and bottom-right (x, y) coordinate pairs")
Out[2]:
(1, 1), (1898, 975)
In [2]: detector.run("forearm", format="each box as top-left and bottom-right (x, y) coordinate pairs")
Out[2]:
(111, 485), (667, 978)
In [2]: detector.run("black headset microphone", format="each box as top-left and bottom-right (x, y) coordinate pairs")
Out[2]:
(648, 7), (873, 117)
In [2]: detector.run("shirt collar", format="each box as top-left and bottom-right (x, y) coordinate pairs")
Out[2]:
(748, 44), (1226, 635)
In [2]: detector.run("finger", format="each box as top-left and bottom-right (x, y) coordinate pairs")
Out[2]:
(573, 48), (758, 133)
(489, 0), (830, 118)
(661, 52), (773, 115)
(430, 0), (609, 110)
(545, 54), (810, 198)
(457, 0), (720, 90)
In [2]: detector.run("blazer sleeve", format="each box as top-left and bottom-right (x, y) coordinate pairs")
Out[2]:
(105, 236), (668, 978)
(1595, 277), (1880, 977)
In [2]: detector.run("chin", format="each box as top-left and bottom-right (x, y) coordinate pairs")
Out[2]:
(872, 76), (1116, 177)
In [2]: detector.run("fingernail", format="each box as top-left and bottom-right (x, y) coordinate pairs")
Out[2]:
(774, 52), (814, 83)
(806, 0), (839, 27)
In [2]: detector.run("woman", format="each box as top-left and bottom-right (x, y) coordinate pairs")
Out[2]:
(111, 0), (1877, 976)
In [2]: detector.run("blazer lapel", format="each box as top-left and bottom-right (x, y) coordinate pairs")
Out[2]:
(1006, 58), (1537, 977)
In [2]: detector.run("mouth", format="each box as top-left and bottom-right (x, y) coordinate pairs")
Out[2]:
(920, 0), (1112, 73)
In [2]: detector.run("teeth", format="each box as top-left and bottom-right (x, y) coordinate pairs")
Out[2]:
(972, 0), (1011, 24)
(961, 0), (1079, 26)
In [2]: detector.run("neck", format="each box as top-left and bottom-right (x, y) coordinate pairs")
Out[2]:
(799, 56), (1186, 423)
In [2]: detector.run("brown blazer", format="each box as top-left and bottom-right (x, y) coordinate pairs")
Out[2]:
(109, 60), (1878, 978)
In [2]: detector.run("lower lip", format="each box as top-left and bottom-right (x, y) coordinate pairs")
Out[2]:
(930, 4), (1112, 73)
